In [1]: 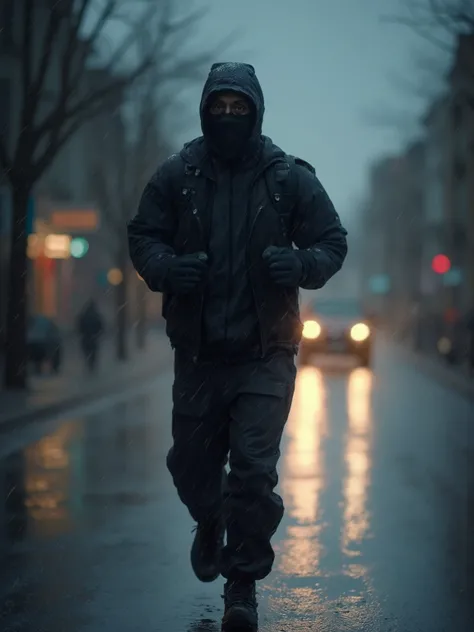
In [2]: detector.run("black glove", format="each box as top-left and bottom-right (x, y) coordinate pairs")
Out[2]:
(262, 246), (303, 287)
(164, 252), (208, 294)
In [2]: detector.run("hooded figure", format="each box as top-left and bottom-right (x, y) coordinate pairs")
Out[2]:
(128, 62), (347, 631)
(200, 62), (264, 162)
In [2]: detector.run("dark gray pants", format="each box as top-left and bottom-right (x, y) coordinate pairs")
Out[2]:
(167, 350), (296, 581)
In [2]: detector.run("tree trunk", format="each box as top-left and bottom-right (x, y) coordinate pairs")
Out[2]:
(136, 275), (147, 350)
(115, 262), (128, 361)
(4, 185), (31, 390)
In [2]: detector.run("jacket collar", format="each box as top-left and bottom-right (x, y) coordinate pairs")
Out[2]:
(179, 136), (286, 181)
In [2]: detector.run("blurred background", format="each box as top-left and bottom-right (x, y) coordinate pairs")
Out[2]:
(1, 0), (473, 389)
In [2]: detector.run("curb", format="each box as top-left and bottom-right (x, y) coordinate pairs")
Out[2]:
(0, 346), (173, 435)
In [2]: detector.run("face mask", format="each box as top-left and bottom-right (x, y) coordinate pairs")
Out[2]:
(205, 113), (254, 161)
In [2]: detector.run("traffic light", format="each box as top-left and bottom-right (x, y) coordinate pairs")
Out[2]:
(431, 254), (451, 275)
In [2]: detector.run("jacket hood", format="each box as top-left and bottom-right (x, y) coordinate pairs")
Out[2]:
(199, 62), (265, 140)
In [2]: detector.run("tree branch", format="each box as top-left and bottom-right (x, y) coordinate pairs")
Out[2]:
(33, 98), (117, 179)
(20, 0), (34, 128)
(381, 12), (453, 51)
(68, 0), (118, 90)
(98, 2), (157, 77)
(33, 2), (156, 148)
(29, 4), (63, 121)
(385, 0), (474, 42)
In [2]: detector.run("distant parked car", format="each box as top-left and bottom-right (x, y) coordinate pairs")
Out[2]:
(27, 315), (62, 374)
(299, 297), (374, 367)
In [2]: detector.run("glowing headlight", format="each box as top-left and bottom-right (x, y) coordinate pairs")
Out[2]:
(303, 320), (321, 339)
(350, 322), (370, 342)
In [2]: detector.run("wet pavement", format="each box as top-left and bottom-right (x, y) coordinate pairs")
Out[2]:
(0, 339), (473, 632)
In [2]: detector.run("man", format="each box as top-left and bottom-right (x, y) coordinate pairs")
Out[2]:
(128, 62), (347, 631)
(77, 299), (104, 372)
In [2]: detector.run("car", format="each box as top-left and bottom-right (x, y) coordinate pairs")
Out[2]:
(27, 315), (63, 374)
(298, 297), (373, 367)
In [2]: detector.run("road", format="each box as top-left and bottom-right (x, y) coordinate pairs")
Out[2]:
(0, 338), (473, 632)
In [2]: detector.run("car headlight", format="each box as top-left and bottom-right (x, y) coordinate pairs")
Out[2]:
(303, 320), (321, 339)
(350, 322), (370, 342)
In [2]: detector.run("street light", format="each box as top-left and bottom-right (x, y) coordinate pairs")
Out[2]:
(107, 268), (123, 285)
(44, 234), (71, 259)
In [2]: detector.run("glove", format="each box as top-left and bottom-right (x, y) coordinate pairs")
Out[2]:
(164, 252), (208, 294)
(262, 246), (303, 287)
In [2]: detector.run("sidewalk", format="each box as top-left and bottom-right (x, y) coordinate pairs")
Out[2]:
(0, 329), (173, 432)
(382, 332), (474, 402)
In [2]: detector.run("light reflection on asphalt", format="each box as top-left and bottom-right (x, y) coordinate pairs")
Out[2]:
(0, 345), (473, 631)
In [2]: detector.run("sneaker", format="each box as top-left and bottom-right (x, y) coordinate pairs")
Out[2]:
(221, 579), (258, 631)
(190, 519), (225, 582)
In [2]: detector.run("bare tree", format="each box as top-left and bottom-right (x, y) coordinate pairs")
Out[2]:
(388, 0), (474, 47)
(364, 1), (474, 135)
(386, 0), (474, 107)
(89, 1), (227, 361)
(0, 0), (167, 389)
(362, 48), (448, 135)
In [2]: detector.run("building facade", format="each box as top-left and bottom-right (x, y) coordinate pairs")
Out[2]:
(447, 33), (474, 326)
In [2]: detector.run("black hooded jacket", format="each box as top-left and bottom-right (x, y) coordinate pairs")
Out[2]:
(128, 62), (348, 360)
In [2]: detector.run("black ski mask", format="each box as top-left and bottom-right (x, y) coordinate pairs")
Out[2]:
(204, 111), (255, 161)
(200, 62), (265, 163)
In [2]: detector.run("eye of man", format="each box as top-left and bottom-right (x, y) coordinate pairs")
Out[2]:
(209, 100), (250, 115)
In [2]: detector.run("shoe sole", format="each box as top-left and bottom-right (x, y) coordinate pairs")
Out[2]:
(193, 569), (220, 583)
(221, 613), (257, 631)
(190, 545), (221, 583)
(222, 622), (256, 632)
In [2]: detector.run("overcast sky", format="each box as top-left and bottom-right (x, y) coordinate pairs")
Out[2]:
(171, 0), (449, 228)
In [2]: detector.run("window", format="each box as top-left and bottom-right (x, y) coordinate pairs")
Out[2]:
(311, 298), (363, 319)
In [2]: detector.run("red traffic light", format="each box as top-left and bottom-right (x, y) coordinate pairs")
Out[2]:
(431, 254), (451, 274)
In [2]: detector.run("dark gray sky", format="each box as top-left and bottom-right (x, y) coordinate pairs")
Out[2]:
(175, 0), (447, 223)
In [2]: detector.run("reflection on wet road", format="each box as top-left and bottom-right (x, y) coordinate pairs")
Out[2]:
(1, 341), (473, 631)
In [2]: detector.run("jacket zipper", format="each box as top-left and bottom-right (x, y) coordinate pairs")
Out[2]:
(246, 158), (282, 358)
(224, 169), (233, 344)
(247, 203), (266, 357)
(192, 205), (205, 363)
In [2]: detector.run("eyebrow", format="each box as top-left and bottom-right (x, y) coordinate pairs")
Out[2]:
(212, 98), (248, 105)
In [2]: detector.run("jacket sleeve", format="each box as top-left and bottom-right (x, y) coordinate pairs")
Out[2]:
(290, 165), (348, 290)
(127, 155), (181, 292)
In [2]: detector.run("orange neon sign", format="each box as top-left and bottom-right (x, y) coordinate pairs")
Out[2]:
(50, 210), (98, 230)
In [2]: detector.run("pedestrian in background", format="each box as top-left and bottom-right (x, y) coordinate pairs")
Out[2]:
(128, 62), (347, 631)
(77, 299), (104, 372)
